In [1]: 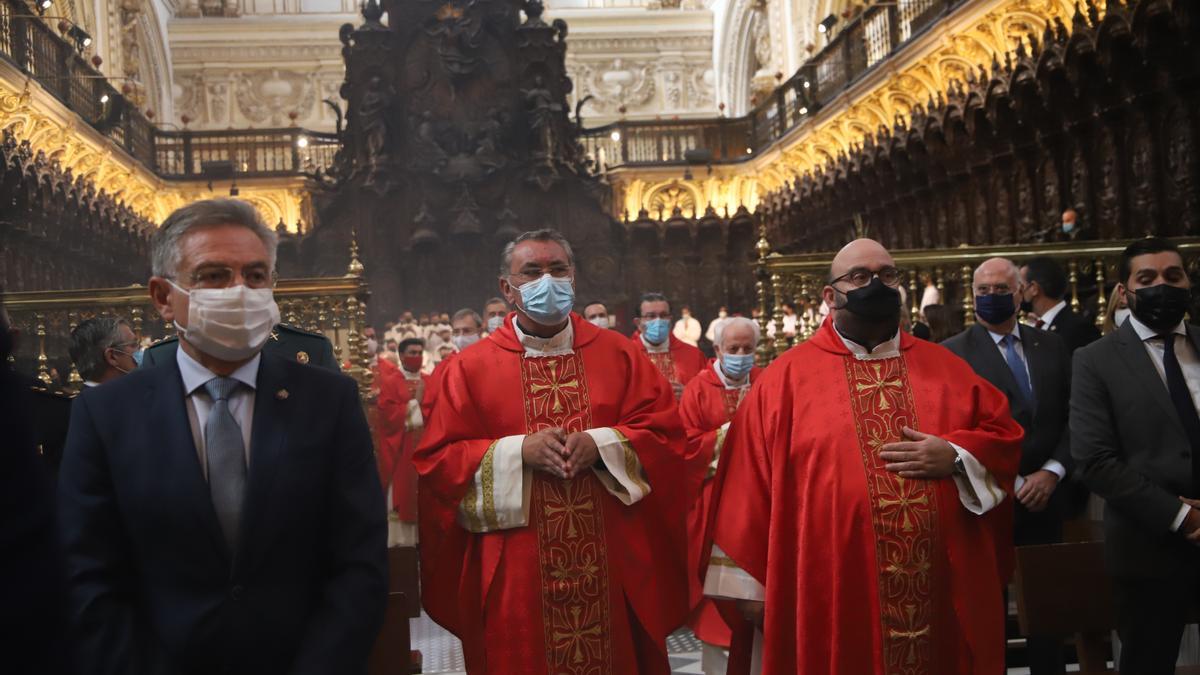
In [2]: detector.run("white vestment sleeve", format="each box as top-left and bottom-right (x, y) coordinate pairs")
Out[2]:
(951, 443), (1006, 515)
(456, 435), (530, 532)
(586, 427), (651, 505)
(405, 398), (424, 431)
(703, 545), (765, 601)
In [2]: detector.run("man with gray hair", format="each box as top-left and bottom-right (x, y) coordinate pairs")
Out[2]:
(679, 314), (762, 673)
(943, 256), (1073, 674)
(58, 198), (388, 674)
(415, 228), (690, 673)
(140, 201), (337, 372)
(69, 317), (139, 387)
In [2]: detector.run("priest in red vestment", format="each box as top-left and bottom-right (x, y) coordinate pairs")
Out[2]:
(632, 292), (708, 398)
(704, 239), (1023, 675)
(415, 229), (690, 674)
(679, 316), (763, 671)
(421, 308), (485, 420)
(376, 337), (429, 547)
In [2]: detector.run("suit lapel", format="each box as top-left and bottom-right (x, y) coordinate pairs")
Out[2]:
(236, 354), (292, 572)
(969, 324), (1031, 418)
(1114, 319), (1183, 434)
(146, 359), (230, 561)
(1020, 324), (1050, 414)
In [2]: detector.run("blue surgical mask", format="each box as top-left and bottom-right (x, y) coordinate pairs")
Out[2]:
(642, 318), (670, 344)
(486, 315), (504, 333)
(722, 353), (754, 380)
(1062, 220), (1075, 235)
(132, 348), (144, 367)
(515, 273), (575, 326)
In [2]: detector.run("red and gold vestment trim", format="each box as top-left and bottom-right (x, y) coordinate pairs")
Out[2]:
(521, 353), (613, 675)
(647, 351), (677, 385)
(844, 355), (939, 675)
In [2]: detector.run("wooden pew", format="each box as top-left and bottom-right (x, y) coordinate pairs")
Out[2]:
(1014, 541), (1200, 675)
(368, 547), (423, 674)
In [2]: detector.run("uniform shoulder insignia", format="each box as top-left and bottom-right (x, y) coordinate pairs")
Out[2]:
(147, 335), (179, 348)
(276, 323), (327, 339)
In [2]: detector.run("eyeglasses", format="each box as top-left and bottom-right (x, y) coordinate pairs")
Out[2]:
(829, 266), (904, 288)
(974, 284), (1015, 296)
(182, 265), (274, 290)
(508, 265), (572, 284)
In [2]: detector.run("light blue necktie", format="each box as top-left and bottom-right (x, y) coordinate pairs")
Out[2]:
(1001, 334), (1036, 409)
(204, 377), (247, 555)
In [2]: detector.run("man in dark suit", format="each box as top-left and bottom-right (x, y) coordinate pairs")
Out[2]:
(58, 198), (387, 675)
(0, 299), (68, 673)
(1020, 256), (1101, 353)
(1071, 237), (1200, 675)
(944, 257), (1072, 675)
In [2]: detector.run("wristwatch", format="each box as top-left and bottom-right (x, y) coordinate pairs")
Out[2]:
(952, 455), (966, 477)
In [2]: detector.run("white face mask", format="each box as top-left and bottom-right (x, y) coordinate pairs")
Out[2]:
(452, 334), (481, 351)
(169, 281), (281, 362)
(589, 317), (610, 329)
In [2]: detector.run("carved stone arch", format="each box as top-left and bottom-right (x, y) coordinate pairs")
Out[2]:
(644, 180), (701, 219)
(717, 0), (765, 117)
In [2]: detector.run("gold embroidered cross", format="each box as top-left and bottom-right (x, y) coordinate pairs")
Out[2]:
(529, 359), (580, 414)
(888, 604), (931, 666)
(544, 484), (594, 539)
(877, 484), (930, 532)
(552, 605), (604, 665)
(855, 362), (903, 410)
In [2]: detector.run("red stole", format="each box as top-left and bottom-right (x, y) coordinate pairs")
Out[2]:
(631, 332), (708, 388)
(705, 322), (1022, 674)
(414, 313), (689, 674)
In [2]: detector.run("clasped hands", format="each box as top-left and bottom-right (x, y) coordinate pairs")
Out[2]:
(521, 428), (599, 480)
(879, 426), (957, 479)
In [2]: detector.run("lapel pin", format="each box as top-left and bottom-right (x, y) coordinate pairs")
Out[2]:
(276, 389), (289, 400)
(296, 350), (310, 364)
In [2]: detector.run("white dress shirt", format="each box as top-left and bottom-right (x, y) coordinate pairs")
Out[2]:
(177, 346), (259, 479)
(1128, 315), (1200, 532)
(1035, 299), (1068, 328)
(985, 325), (1067, 488)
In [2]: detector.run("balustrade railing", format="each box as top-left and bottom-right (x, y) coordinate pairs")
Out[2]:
(752, 236), (1200, 363)
(4, 270), (375, 399)
(581, 0), (963, 170)
(0, 0), (336, 180)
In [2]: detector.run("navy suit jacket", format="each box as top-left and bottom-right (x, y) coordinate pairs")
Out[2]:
(58, 352), (387, 675)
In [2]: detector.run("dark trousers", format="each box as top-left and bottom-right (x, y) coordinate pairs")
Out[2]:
(1112, 575), (1199, 675)
(1015, 501), (1066, 675)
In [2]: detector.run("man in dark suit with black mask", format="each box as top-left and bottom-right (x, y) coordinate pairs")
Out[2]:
(1071, 237), (1200, 675)
(58, 199), (387, 675)
(1020, 256), (1100, 353)
(944, 257), (1072, 674)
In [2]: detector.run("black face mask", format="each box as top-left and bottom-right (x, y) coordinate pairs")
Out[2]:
(1129, 284), (1192, 333)
(835, 277), (902, 323)
(1019, 298), (1034, 314)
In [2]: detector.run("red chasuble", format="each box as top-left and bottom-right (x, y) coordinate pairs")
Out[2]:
(415, 313), (691, 674)
(630, 332), (708, 389)
(375, 356), (428, 521)
(421, 351), (456, 422)
(679, 364), (762, 648)
(706, 321), (1022, 674)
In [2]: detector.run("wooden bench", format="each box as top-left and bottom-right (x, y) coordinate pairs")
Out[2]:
(1014, 541), (1200, 675)
(369, 547), (423, 674)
